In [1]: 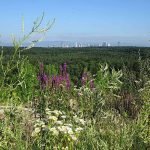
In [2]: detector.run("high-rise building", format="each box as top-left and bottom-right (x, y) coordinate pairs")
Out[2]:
(75, 42), (78, 47)
(102, 42), (111, 47)
(102, 42), (108, 47)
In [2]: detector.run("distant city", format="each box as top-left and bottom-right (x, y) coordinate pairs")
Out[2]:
(1, 41), (116, 48)
(46, 41), (112, 48)
(1, 40), (149, 48)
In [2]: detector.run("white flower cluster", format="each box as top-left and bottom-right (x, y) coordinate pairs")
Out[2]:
(31, 108), (86, 142)
(31, 119), (45, 137)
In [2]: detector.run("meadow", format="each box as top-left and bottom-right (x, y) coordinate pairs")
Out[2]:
(0, 20), (149, 150)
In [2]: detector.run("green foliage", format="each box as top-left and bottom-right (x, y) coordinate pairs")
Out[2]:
(95, 63), (122, 94)
(45, 64), (58, 76)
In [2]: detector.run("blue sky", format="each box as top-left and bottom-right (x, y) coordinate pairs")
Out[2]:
(0, 0), (150, 46)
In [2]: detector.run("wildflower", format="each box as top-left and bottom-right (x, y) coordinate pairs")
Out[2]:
(81, 72), (88, 86)
(49, 127), (59, 136)
(64, 124), (73, 127)
(31, 127), (41, 137)
(75, 127), (83, 133)
(65, 126), (73, 135)
(37, 63), (48, 89)
(34, 119), (45, 127)
(55, 121), (63, 125)
(78, 92), (83, 96)
(57, 126), (68, 134)
(35, 127), (41, 133)
(90, 79), (95, 89)
(74, 87), (79, 91)
(48, 116), (58, 122)
(61, 115), (67, 119)
(52, 110), (62, 116)
(59, 84), (65, 89)
(70, 135), (77, 141)
(63, 63), (67, 75)
(42, 124), (46, 128)
(67, 129), (74, 135)
(93, 74), (96, 77)
(62, 147), (68, 150)
(46, 110), (51, 115)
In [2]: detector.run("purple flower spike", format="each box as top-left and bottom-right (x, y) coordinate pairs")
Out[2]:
(38, 73), (48, 89)
(90, 79), (95, 90)
(63, 63), (67, 71)
(81, 72), (88, 86)
(63, 63), (67, 76)
(37, 62), (72, 91)
(66, 80), (70, 90)
(38, 63), (49, 89)
(43, 73), (48, 83)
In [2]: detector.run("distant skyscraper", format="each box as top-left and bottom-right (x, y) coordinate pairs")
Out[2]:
(102, 42), (108, 47)
(75, 42), (78, 47)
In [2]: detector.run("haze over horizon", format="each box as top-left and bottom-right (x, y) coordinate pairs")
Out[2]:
(0, 0), (150, 47)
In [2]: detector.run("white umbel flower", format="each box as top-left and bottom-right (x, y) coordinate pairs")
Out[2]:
(49, 127), (59, 136)
(48, 116), (58, 122)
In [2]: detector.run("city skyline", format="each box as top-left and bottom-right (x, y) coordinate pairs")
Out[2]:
(0, 0), (150, 47)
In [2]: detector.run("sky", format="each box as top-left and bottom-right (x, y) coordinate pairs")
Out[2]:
(0, 0), (150, 46)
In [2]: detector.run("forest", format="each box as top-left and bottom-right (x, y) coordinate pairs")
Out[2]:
(2, 46), (150, 86)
